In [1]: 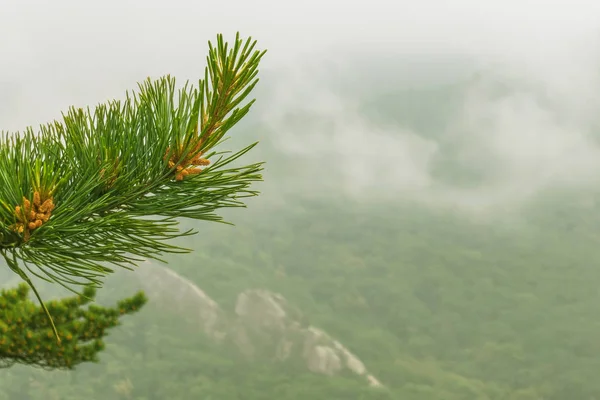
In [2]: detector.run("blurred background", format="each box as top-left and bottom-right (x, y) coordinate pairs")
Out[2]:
(2, 0), (600, 398)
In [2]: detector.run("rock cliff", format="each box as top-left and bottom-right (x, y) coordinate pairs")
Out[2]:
(137, 261), (383, 388)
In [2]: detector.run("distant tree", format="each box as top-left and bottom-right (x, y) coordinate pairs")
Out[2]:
(0, 32), (266, 368)
(0, 283), (145, 369)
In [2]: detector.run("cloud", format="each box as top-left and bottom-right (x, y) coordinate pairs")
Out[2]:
(258, 28), (600, 214)
(2, 0), (600, 215)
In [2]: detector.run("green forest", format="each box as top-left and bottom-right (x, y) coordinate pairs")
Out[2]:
(2, 63), (600, 399)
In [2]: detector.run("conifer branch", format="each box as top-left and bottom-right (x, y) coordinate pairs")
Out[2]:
(0, 282), (146, 369)
(0, 33), (266, 342)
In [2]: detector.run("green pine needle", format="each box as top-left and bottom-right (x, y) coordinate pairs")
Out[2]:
(0, 33), (267, 342)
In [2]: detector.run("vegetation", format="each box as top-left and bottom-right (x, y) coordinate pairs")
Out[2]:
(0, 283), (146, 370)
(0, 32), (265, 368)
(1, 50), (599, 399)
(3, 186), (600, 399)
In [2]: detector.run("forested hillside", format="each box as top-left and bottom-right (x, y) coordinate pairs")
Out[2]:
(2, 69), (600, 399)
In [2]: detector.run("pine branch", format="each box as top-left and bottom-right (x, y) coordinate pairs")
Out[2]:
(0, 282), (146, 370)
(0, 33), (267, 342)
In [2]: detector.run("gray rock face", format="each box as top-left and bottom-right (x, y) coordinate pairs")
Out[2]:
(231, 289), (383, 387)
(138, 262), (383, 388)
(136, 261), (226, 340)
(235, 289), (288, 331)
(306, 345), (342, 375)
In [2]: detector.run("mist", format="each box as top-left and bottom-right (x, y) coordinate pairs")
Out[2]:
(3, 0), (600, 215)
(6, 3), (600, 398)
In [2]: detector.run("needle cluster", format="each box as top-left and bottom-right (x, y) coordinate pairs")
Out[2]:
(0, 33), (266, 341)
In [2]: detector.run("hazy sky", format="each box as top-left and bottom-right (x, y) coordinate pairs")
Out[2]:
(2, 0), (600, 214)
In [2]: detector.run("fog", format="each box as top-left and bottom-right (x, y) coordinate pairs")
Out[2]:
(2, 0), (600, 214)
(4, 4), (600, 397)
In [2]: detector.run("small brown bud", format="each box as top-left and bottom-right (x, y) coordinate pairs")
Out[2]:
(14, 206), (23, 222)
(39, 199), (54, 213)
(33, 191), (41, 207)
(187, 168), (202, 175)
(191, 157), (210, 166)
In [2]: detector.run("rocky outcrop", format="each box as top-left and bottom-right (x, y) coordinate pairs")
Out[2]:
(136, 261), (227, 340)
(232, 289), (383, 388)
(137, 262), (384, 388)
